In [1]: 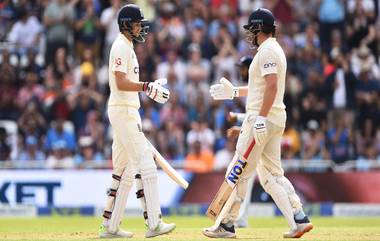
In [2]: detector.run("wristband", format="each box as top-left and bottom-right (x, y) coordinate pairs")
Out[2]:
(142, 82), (149, 92)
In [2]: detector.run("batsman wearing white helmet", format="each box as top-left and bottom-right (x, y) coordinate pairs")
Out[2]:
(203, 8), (313, 239)
(99, 4), (175, 239)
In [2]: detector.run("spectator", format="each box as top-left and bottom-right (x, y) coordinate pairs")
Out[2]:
(100, 0), (121, 63)
(157, 49), (186, 86)
(185, 140), (214, 173)
(46, 140), (74, 169)
(16, 67), (45, 109)
(45, 118), (76, 153)
(355, 65), (380, 124)
(18, 101), (46, 137)
(7, 7), (42, 55)
(74, 136), (104, 167)
(0, 127), (11, 161)
(350, 44), (380, 80)
(74, 0), (102, 59)
(301, 120), (327, 160)
(18, 135), (45, 161)
(0, 0), (15, 41)
(213, 139), (234, 171)
(325, 51), (357, 109)
(45, 47), (73, 91)
(43, 0), (76, 64)
(318, 0), (345, 52)
(186, 120), (215, 151)
(326, 111), (354, 164)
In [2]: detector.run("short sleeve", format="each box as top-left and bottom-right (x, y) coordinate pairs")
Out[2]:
(111, 43), (129, 73)
(259, 48), (278, 77)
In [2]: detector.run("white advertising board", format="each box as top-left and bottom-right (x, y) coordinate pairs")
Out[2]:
(0, 170), (187, 208)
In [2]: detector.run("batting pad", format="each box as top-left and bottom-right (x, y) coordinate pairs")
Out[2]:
(108, 173), (133, 233)
(141, 167), (161, 230)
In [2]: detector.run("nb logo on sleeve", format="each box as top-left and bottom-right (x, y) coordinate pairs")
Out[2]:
(263, 62), (276, 68)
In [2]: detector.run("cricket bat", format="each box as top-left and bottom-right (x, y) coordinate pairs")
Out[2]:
(206, 138), (256, 220)
(148, 141), (189, 189)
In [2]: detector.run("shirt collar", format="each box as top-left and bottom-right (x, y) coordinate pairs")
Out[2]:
(119, 33), (134, 48)
(257, 37), (276, 51)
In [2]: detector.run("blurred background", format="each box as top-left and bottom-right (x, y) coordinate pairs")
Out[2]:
(0, 0), (380, 218)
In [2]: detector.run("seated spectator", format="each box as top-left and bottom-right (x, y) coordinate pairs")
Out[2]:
(355, 66), (380, 123)
(213, 139), (234, 171)
(301, 120), (327, 160)
(0, 127), (11, 161)
(7, 7), (42, 55)
(185, 140), (214, 173)
(74, 136), (104, 167)
(46, 140), (74, 169)
(18, 101), (47, 137)
(16, 67), (45, 109)
(156, 119), (185, 161)
(18, 136), (45, 162)
(80, 110), (105, 152)
(157, 49), (186, 86)
(350, 45), (380, 80)
(68, 88), (102, 133)
(45, 47), (73, 91)
(45, 118), (76, 153)
(326, 111), (354, 164)
(186, 119), (215, 151)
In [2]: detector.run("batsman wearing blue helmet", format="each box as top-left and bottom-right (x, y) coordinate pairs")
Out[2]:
(99, 4), (175, 239)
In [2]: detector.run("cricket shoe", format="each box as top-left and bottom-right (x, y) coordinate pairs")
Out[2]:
(202, 223), (236, 238)
(283, 216), (313, 238)
(99, 224), (133, 238)
(145, 220), (176, 238)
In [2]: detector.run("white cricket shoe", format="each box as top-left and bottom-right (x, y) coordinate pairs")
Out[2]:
(145, 220), (176, 238)
(283, 216), (313, 238)
(202, 223), (236, 238)
(99, 224), (133, 239)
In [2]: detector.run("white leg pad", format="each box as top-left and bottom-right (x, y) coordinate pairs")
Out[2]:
(257, 165), (296, 230)
(141, 166), (161, 230)
(103, 173), (122, 222)
(135, 173), (148, 225)
(108, 172), (133, 233)
(276, 176), (303, 213)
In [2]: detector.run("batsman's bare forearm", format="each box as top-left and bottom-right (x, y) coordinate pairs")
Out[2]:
(259, 74), (277, 117)
(115, 71), (145, 92)
(237, 86), (249, 97)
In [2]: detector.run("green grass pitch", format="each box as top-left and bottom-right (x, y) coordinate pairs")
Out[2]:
(0, 216), (380, 241)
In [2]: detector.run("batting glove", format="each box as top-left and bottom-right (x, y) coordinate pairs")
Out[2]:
(209, 77), (239, 100)
(143, 78), (170, 104)
(253, 116), (267, 146)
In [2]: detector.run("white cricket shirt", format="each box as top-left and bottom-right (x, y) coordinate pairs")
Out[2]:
(246, 37), (287, 127)
(108, 33), (140, 108)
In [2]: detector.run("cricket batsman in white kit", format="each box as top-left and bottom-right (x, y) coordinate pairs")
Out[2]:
(99, 4), (175, 238)
(203, 8), (313, 238)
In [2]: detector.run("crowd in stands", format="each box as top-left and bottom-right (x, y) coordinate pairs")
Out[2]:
(0, 0), (379, 172)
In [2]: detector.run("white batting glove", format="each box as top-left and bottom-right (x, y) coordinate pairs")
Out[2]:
(209, 77), (239, 100)
(253, 116), (267, 146)
(144, 78), (170, 104)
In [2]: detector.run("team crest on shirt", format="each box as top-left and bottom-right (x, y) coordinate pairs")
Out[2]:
(134, 67), (139, 74)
